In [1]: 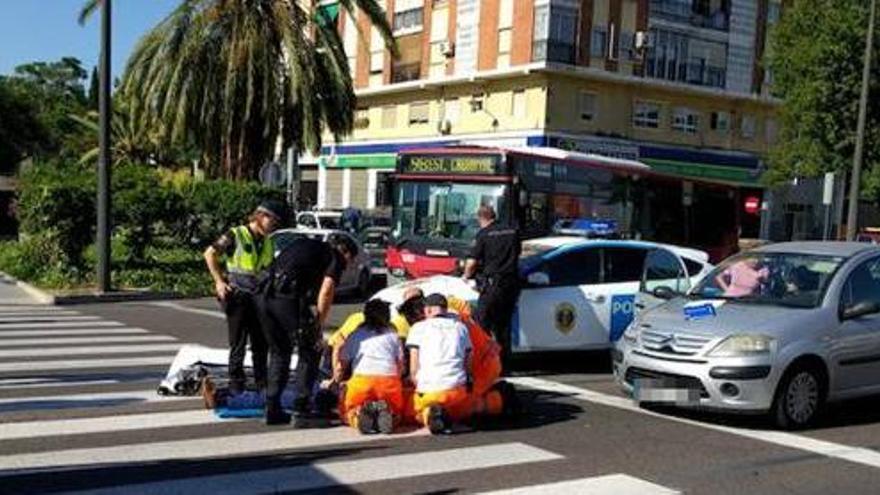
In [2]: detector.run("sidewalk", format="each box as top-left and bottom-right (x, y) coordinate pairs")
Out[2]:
(0, 274), (48, 305)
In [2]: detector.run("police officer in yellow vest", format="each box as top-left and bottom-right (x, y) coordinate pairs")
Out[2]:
(204, 200), (285, 394)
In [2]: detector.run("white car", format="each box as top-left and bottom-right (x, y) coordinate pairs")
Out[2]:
(373, 237), (713, 354)
(296, 211), (343, 230)
(271, 228), (373, 295)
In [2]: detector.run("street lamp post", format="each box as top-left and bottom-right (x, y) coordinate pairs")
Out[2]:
(97, 0), (112, 292)
(846, 0), (877, 241)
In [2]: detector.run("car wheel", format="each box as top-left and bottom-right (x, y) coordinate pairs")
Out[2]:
(357, 270), (371, 297)
(772, 364), (825, 430)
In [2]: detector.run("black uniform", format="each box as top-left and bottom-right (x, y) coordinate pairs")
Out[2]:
(212, 229), (269, 394)
(470, 221), (521, 366)
(257, 238), (345, 414)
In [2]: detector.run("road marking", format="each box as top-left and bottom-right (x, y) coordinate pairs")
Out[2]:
(0, 343), (184, 358)
(0, 379), (127, 390)
(0, 356), (173, 372)
(510, 376), (880, 471)
(149, 301), (224, 319)
(0, 335), (177, 347)
(0, 310), (80, 318)
(0, 389), (191, 412)
(477, 474), (680, 494)
(0, 409), (226, 440)
(0, 328), (148, 337)
(0, 321), (126, 330)
(0, 316), (101, 323)
(0, 422), (433, 473)
(53, 443), (559, 493)
(0, 306), (66, 312)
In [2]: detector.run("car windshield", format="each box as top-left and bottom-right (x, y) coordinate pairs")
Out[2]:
(518, 242), (559, 271)
(691, 252), (845, 308)
(393, 181), (508, 243)
(317, 215), (341, 230)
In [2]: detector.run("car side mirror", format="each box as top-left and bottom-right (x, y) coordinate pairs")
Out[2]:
(842, 301), (880, 321)
(652, 285), (677, 300)
(527, 271), (550, 286)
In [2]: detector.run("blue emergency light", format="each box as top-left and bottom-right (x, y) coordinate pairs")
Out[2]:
(553, 218), (619, 238)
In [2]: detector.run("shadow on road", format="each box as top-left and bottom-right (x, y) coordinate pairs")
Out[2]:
(510, 350), (612, 377)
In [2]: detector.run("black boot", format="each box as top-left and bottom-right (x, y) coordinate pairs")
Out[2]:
(265, 400), (291, 426)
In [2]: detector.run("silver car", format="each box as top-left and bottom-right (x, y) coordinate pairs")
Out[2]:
(615, 241), (880, 429)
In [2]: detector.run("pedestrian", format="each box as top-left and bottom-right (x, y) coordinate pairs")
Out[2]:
(462, 205), (521, 370)
(256, 234), (358, 426)
(406, 293), (473, 435)
(203, 200), (285, 395)
(333, 299), (404, 435)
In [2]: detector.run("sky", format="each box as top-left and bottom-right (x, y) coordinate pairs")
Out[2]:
(0, 0), (179, 78)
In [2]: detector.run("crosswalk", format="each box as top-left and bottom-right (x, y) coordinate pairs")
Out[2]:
(0, 304), (681, 494)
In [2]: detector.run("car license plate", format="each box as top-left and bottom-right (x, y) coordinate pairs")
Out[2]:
(371, 267), (388, 275)
(633, 378), (701, 405)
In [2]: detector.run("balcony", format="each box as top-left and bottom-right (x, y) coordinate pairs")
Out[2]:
(391, 62), (421, 84)
(649, 0), (729, 31)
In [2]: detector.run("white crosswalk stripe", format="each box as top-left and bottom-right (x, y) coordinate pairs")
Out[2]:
(0, 343), (184, 358)
(0, 335), (177, 347)
(0, 306), (683, 495)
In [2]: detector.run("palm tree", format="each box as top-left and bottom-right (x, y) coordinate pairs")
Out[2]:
(80, 0), (396, 179)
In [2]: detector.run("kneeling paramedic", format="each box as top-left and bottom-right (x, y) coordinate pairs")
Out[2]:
(332, 299), (404, 434)
(406, 294), (473, 434)
(257, 234), (357, 426)
(204, 200), (284, 395)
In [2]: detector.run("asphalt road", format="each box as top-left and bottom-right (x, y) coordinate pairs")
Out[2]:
(1, 298), (880, 493)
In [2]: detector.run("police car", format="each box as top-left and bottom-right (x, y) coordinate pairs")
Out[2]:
(373, 237), (713, 354)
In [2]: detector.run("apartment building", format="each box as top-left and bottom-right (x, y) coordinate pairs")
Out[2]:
(312, 0), (783, 235)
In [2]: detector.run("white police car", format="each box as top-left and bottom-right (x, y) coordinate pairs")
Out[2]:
(374, 237), (713, 354)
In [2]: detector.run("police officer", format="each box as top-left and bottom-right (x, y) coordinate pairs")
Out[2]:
(204, 200), (285, 395)
(462, 205), (520, 369)
(257, 234), (358, 426)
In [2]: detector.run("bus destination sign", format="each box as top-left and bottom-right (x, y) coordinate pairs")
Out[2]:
(400, 154), (503, 175)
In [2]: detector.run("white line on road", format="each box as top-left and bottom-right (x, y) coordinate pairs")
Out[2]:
(0, 316), (101, 323)
(0, 379), (129, 391)
(510, 376), (880, 471)
(149, 301), (224, 319)
(0, 335), (177, 347)
(0, 328), (148, 337)
(0, 321), (126, 330)
(0, 421), (432, 473)
(477, 474), (680, 495)
(53, 443), (558, 494)
(0, 306), (66, 312)
(0, 310), (80, 318)
(0, 409), (226, 441)
(0, 389), (191, 412)
(0, 343), (184, 358)
(0, 356), (173, 372)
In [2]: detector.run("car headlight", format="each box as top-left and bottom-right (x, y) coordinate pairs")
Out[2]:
(707, 335), (775, 357)
(622, 324), (640, 346)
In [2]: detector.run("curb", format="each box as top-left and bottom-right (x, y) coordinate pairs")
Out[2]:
(0, 272), (184, 306)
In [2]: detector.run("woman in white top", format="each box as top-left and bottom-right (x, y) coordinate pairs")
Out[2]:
(333, 299), (404, 434)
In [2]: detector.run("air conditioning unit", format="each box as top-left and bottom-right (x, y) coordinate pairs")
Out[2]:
(439, 40), (455, 57)
(634, 31), (654, 51)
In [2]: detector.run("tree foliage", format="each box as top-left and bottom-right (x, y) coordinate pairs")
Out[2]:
(0, 81), (50, 172)
(766, 0), (880, 196)
(81, 0), (397, 180)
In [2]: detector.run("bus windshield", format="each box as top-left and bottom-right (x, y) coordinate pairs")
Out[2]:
(393, 181), (508, 243)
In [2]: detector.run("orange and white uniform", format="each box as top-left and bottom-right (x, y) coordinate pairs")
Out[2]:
(406, 314), (473, 424)
(337, 325), (405, 429)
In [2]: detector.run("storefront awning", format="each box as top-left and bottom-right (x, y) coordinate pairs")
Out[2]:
(320, 153), (396, 169)
(643, 158), (763, 187)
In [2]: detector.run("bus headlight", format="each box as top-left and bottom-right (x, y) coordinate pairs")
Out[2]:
(707, 335), (775, 357)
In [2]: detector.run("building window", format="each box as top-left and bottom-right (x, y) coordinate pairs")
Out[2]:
(645, 28), (727, 89)
(710, 111), (730, 132)
(370, 50), (384, 73)
(381, 105), (397, 128)
(443, 98), (460, 124)
(591, 27), (608, 59)
(532, 4), (577, 64)
(354, 107), (370, 129)
(393, 3), (424, 33)
(409, 102), (430, 125)
(740, 114), (756, 138)
(672, 107), (699, 134)
(391, 62), (421, 83)
(512, 90), (526, 118)
(633, 101), (661, 129)
(578, 92), (597, 121)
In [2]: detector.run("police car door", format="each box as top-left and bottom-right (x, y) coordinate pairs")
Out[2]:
(635, 248), (691, 315)
(598, 247), (651, 342)
(516, 246), (605, 351)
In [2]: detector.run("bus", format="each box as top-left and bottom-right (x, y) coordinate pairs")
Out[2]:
(385, 145), (741, 283)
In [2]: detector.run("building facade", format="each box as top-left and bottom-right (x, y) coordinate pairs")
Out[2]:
(312, 0), (783, 236)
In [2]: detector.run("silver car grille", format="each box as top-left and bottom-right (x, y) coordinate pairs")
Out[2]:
(640, 328), (713, 355)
